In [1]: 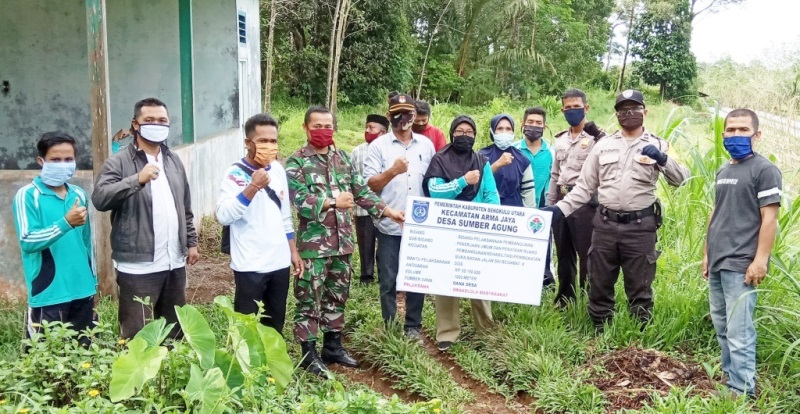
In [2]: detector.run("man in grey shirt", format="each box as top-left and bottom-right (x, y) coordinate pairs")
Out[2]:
(704, 108), (781, 397)
(364, 94), (435, 340)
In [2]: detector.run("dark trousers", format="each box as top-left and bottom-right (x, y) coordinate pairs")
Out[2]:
(588, 213), (659, 327)
(376, 231), (425, 330)
(553, 203), (596, 305)
(234, 267), (290, 334)
(27, 295), (95, 347)
(355, 215), (377, 281)
(117, 267), (186, 339)
(543, 241), (555, 287)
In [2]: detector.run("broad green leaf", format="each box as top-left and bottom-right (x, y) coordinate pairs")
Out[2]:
(133, 318), (175, 347)
(185, 364), (228, 414)
(237, 323), (266, 371)
(109, 337), (168, 402)
(256, 324), (294, 393)
(213, 295), (234, 311)
(214, 349), (245, 391)
(175, 304), (217, 369)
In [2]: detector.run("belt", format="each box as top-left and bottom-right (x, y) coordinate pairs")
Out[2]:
(599, 204), (656, 224)
(559, 185), (574, 195)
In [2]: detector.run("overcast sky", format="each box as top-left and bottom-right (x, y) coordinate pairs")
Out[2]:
(691, 0), (800, 66)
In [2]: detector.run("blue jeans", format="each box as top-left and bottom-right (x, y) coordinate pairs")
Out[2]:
(708, 270), (757, 396)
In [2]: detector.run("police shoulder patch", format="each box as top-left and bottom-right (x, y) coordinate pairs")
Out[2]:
(554, 130), (569, 138)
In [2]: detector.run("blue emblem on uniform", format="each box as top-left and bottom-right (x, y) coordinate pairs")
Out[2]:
(412, 200), (429, 223)
(528, 214), (545, 234)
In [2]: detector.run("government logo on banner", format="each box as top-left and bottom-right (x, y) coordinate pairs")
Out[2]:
(412, 200), (429, 223)
(527, 214), (545, 234)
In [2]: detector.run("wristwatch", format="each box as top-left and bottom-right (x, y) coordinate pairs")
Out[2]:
(329, 198), (337, 209)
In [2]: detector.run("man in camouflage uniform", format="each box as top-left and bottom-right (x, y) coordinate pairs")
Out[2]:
(286, 105), (405, 376)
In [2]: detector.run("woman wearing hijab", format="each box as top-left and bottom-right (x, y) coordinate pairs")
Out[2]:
(423, 115), (499, 351)
(479, 114), (536, 208)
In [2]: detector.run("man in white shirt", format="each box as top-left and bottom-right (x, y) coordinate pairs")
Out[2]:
(93, 98), (199, 339)
(216, 114), (302, 334)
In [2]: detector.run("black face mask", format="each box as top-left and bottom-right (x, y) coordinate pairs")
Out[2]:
(523, 126), (544, 142)
(451, 135), (475, 154)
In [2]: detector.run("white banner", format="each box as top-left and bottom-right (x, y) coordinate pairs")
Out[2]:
(396, 196), (552, 306)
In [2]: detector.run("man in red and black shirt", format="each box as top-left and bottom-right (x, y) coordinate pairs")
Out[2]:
(412, 100), (447, 152)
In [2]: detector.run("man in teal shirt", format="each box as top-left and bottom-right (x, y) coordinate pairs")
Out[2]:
(515, 107), (555, 286)
(12, 131), (96, 346)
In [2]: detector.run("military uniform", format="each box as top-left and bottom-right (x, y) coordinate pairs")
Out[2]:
(556, 129), (689, 327)
(286, 144), (387, 343)
(547, 129), (601, 305)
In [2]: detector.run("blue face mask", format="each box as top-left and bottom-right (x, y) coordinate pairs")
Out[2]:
(564, 108), (585, 127)
(493, 133), (515, 150)
(40, 161), (76, 187)
(723, 135), (754, 160)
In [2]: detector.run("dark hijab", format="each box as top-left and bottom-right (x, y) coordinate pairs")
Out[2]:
(423, 115), (486, 201)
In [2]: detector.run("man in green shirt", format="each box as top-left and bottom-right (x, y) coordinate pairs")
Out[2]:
(12, 131), (96, 347)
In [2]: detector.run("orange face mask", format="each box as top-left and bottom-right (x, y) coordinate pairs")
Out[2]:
(253, 142), (279, 166)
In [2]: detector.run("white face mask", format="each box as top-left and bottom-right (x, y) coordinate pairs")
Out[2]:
(493, 132), (515, 150)
(139, 124), (170, 143)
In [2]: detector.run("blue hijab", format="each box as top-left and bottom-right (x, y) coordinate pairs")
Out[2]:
(479, 114), (531, 207)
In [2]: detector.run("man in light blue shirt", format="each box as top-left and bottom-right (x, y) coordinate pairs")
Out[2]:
(364, 94), (435, 341)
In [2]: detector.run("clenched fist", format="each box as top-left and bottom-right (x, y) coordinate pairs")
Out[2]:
(138, 163), (160, 184)
(495, 152), (514, 168)
(391, 156), (410, 175)
(66, 198), (88, 227)
(250, 168), (270, 189)
(464, 170), (480, 185)
(335, 191), (355, 209)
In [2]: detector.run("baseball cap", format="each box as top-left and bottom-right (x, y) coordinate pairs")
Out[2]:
(388, 94), (416, 115)
(614, 89), (646, 110)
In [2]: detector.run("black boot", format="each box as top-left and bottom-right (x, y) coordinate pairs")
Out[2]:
(321, 332), (359, 368)
(299, 341), (329, 377)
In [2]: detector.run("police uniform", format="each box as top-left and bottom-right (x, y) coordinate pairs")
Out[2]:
(555, 93), (689, 327)
(547, 128), (601, 305)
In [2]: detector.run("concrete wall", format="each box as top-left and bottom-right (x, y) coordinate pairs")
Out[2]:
(0, 0), (92, 170)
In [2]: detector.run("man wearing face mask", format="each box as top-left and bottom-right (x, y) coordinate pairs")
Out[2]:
(215, 114), (303, 335)
(93, 98), (199, 339)
(478, 114), (535, 208)
(515, 107), (555, 286)
(412, 100), (447, 151)
(351, 114), (390, 284)
(424, 115), (499, 351)
(547, 89), (606, 307)
(364, 94), (435, 342)
(286, 106), (405, 375)
(13, 131), (96, 347)
(543, 90), (689, 331)
(704, 109), (780, 398)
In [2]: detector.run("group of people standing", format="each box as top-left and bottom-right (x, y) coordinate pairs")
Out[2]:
(13, 88), (778, 398)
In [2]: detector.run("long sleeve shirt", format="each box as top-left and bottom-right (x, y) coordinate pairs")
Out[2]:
(426, 162), (501, 205)
(286, 145), (388, 259)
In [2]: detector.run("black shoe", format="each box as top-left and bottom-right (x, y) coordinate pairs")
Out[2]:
(299, 341), (329, 377)
(437, 341), (453, 351)
(321, 332), (360, 368)
(359, 277), (374, 285)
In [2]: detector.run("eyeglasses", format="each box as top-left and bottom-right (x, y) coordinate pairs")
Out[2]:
(616, 108), (645, 116)
(454, 129), (475, 137)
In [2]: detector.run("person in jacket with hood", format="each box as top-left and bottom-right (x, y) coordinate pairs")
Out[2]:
(478, 114), (536, 208)
(423, 115), (499, 351)
(93, 98), (199, 339)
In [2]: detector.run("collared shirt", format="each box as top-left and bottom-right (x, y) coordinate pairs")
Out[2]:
(116, 151), (185, 274)
(515, 138), (552, 207)
(557, 129), (690, 216)
(286, 144), (387, 259)
(363, 131), (435, 236)
(351, 142), (371, 217)
(547, 130), (598, 206)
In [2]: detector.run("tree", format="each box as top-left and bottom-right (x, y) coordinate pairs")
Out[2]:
(261, 0), (295, 112)
(689, 0), (745, 20)
(631, 0), (697, 102)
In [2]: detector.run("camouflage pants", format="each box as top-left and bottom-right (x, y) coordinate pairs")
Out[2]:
(293, 255), (352, 342)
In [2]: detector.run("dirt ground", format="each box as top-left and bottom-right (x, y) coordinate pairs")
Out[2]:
(586, 346), (717, 412)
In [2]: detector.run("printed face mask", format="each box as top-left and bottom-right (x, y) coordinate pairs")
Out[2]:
(493, 133), (515, 150)
(390, 113), (415, 131)
(40, 161), (76, 187)
(138, 124), (170, 143)
(723, 135), (754, 160)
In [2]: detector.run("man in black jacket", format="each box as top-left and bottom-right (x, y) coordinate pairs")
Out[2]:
(92, 98), (199, 339)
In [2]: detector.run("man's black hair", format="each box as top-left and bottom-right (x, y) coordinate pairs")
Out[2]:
(415, 100), (432, 116)
(133, 97), (169, 118)
(561, 89), (587, 105)
(37, 131), (77, 158)
(725, 108), (760, 132)
(304, 105), (337, 128)
(244, 113), (279, 138)
(523, 107), (547, 124)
